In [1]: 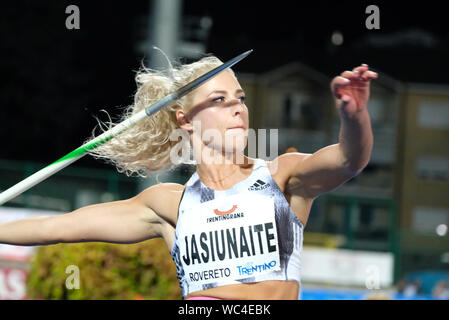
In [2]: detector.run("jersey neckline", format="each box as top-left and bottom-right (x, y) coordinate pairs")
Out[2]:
(193, 158), (263, 193)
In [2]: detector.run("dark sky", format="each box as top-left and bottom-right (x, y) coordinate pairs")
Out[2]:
(190, 1), (449, 79)
(0, 1), (447, 168)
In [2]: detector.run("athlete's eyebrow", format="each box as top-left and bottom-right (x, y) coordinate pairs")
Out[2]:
(207, 89), (245, 97)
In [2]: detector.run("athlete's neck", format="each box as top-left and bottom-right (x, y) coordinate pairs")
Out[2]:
(196, 155), (253, 188)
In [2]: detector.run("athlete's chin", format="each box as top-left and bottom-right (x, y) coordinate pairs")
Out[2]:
(223, 134), (247, 151)
(223, 141), (247, 154)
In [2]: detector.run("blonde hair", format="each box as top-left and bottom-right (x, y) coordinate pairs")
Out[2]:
(86, 55), (234, 177)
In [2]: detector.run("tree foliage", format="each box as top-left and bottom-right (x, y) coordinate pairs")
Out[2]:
(26, 239), (181, 300)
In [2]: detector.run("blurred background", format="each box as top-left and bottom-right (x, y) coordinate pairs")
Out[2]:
(0, 0), (448, 300)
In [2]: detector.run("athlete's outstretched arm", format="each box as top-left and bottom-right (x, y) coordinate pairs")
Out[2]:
(0, 186), (166, 246)
(283, 64), (378, 199)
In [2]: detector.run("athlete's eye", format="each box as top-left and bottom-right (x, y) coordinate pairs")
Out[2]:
(212, 96), (225, 103)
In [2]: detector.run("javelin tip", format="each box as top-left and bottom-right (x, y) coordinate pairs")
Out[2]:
(240, 49), (253, 58)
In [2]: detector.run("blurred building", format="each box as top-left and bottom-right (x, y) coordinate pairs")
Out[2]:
(238, 61), (449, 285)
(396, 83), (449, 274)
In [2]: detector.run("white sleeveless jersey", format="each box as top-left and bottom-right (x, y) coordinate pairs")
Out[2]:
(170, 158), (304, 297)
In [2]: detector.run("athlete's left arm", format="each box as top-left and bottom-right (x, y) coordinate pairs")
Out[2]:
(284, 64), (378, 199)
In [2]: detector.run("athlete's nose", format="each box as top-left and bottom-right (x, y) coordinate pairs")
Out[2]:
(230, 98), (245, 116)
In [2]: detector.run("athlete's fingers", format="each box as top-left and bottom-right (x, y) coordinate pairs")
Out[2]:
(330, 76), (351, 99)
(342, 68), (378, 81)
(352, 64), (369, 74)
(361, 70), (378, 80)
(340, 70), (360, 80)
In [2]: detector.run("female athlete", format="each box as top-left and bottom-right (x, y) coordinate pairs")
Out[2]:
(0, 55), (377, 300)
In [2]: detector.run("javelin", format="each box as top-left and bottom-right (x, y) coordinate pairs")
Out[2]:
(0, 50), (253, 206)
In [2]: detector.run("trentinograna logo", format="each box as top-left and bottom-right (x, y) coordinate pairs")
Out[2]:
(214, 204), (238, 216)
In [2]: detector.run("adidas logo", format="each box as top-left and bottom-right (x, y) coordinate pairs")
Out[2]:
(248, 179), (270, 191)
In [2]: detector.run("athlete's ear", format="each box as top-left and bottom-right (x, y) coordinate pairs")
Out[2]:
(176, 109), (193, 133)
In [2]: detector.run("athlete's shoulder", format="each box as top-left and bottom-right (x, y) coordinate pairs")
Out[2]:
(265, 153), (309, 177)
(140, 182), (185, 204)
(156, 182), (186, 192)
(138, 182), (184, 195)
(135, 182), (185, 224)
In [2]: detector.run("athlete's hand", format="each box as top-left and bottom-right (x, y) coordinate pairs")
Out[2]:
(330, 64), (378, 118)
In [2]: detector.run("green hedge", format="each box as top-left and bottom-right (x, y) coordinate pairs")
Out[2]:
(26, 239), (182, 300)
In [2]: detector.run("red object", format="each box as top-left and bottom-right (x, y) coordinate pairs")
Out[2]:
(0, 266), (28, 300)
